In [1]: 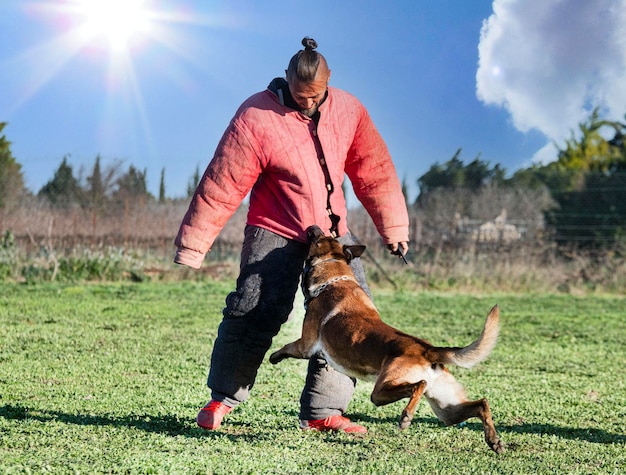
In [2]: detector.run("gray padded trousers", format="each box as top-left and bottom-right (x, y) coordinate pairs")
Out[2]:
(207, 225), (371, 420)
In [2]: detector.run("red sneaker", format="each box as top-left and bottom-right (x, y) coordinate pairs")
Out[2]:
(196, 400), (234, 430)
(300, 415), (367, 433)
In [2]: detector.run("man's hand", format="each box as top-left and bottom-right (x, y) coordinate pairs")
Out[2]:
(387, 242), (409, 264)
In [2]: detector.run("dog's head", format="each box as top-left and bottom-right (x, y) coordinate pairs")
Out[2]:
(305, 225), (365, 264)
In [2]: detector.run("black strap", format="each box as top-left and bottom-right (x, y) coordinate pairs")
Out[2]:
(312, 128), (340, 237)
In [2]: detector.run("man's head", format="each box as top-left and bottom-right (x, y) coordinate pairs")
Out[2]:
(285, 37), (331, 117)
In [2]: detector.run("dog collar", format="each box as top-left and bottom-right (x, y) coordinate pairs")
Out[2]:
(302, 257), (342, 280)
(307, 275), (357, 299)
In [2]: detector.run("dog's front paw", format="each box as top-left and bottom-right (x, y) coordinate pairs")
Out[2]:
(398, 411), (412, 430)
(269, 350), (284, 364)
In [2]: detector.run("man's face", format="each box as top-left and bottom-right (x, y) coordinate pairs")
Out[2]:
(287, 70), (331, 117)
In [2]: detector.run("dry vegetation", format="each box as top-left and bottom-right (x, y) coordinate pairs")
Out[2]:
(2, 195), (624, 295)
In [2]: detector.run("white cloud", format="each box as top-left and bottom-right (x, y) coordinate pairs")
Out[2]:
(477, 0), (626, 156)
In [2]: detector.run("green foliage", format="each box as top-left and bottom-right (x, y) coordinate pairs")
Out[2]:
(546, 171), (626, 244)
(0, 230), (18, 281)
(417, 110), (626, 246)
(414, 150), (552, 244)
(533, 109), (626, 245)
(0, 284), (624, 473)
(186, 164), (201, 198)
(417, 148), (504, 196)
(38, 156), (83, 208)
(159, 167), (166, 203)
(555, 108), (626, 176)
(0, 237), (148, 284)
(112, 164), (154, 206)
(34, 155), (160, 214)
(20, 246), (146, 284)
(86, 155), (106, 211)
(0, 123), (25, 211)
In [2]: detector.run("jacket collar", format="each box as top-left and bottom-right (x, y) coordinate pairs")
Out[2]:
(268, 77), (298, 109)
(267, 77), (329, 115)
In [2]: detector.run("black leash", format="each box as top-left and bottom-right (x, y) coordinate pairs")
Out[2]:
(311, 127), (340, 237)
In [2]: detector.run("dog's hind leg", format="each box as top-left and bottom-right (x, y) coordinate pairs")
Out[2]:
(467, 398), (504, 454)
(398, 380), (426, 430)
(370, 378), (427, 429)
(426, 370), (504, 453)
(371, 378), (419, 407)
(431, 397), (504, 454)
(370, 367), (428, 429)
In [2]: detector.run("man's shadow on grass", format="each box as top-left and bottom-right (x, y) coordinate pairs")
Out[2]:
(2, 404), (624, 446)
(0, 403), (264, 442)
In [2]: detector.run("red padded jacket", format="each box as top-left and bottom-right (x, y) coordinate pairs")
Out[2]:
(174, 82), (409, 269)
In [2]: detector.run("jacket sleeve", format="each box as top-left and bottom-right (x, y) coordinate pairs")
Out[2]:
(344, 105), (410, 244)
(174, 118), (261, 268)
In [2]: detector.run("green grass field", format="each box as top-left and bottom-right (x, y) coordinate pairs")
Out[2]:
(1, 281), (624, 474)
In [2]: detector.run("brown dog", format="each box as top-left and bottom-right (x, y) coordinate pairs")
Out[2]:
(270, 225), (504, 453)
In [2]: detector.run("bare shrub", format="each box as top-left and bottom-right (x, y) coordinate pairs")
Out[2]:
(1, 194), (624, 294)
(414, 185), (555, 245)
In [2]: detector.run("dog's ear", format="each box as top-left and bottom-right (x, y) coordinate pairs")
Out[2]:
(343, 244), (366, 262)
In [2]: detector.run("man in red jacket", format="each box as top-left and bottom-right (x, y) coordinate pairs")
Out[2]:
(175, 37), (409, 433)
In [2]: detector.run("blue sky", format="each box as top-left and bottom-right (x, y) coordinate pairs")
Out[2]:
(2, 0), (625, 203)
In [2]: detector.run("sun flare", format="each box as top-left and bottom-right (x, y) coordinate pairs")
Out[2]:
(74, 0), (152, 51)
(9, 0), (223, 139)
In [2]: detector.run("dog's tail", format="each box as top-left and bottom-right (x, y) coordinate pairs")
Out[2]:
(427, 305), (500, 369)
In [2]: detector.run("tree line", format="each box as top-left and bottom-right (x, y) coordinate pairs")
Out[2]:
(1, 124), (202, 216)
(2, 108), (626, 246)
(413, 109), (625, 246)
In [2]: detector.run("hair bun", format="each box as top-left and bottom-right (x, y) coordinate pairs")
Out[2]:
(301, 37), (318, 51)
